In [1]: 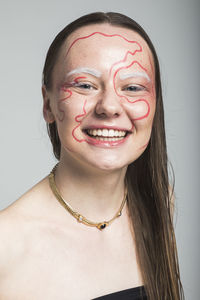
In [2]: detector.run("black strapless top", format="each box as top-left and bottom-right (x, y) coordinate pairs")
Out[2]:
(92, 286), (147, 299)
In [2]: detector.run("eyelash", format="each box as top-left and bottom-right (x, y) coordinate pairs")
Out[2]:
(73, 82), (95, 90)
(123, 85), (145, 92)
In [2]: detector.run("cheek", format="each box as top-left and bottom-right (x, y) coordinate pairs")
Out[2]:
(54, 89), (73, 122)
(129, 99), (150, 121)
(123, 97), (155, 126)
(54, 85), (84, 123)
(54, 90), (88, 146)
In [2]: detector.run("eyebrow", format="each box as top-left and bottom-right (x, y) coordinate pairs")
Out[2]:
(119, 71), (151, 82)
(66, 67), (102, 78)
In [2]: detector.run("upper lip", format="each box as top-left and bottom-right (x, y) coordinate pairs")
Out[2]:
(82, 125), (133, 132)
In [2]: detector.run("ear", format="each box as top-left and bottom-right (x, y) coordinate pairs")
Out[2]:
(42, 85), (55, 123)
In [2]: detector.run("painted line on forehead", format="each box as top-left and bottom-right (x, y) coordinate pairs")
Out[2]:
(72, 100), (87, 143)
(65, 32), (142, 58)
(67, 68), (102, 78)
(109, 47), (142, 78)
(119, 71), (150, 82)
(114, 60), (148, 80)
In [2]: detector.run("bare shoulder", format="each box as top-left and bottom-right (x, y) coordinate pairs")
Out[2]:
(3, 176), (51, 214)
(0, 207), (25, 283)
(0, 176), (51, 274)
(0, 177), (77, 298)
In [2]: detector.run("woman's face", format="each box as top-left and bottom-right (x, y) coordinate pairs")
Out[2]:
(44, 24), (156, 171)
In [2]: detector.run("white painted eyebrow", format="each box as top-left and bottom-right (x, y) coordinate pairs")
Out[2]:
(119, 71), (150, 82)
(67, 67), (102, 78)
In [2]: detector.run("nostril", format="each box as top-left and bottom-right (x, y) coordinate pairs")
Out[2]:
(95, 111), (107, 119)
(95, 96), (123, 117)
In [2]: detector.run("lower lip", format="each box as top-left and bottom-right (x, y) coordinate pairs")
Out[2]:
(84, 134), (130, 148)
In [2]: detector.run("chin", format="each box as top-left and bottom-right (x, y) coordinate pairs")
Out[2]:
(92, 152), (145, 172)
(87, 156), (131, 173)
(95, 161), (124, 172)
(61, 142), (142, 173)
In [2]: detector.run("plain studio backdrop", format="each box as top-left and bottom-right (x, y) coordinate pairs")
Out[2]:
(0, 0), (199, 299)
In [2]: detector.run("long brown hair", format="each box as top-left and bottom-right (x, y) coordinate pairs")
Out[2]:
(42, 12), (184, 299)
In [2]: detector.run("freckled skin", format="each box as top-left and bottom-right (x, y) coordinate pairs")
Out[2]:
(57, 89), (72, 121)
(46, 24), (156, 171)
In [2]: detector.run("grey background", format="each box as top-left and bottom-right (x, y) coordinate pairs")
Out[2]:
(0, 0), (199, 299)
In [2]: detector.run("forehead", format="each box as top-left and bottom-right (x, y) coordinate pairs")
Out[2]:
(59, 24), (154, 74)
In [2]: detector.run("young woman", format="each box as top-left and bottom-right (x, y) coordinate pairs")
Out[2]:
(0, 12), (184, 300)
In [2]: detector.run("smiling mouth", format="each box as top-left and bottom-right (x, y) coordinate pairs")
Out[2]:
(84, 128), (130, 141)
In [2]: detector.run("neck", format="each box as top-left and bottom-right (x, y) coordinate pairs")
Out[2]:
(53, 157), (127, 223)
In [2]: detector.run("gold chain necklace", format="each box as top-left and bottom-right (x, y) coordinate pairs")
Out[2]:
(48, 165), (128, 231)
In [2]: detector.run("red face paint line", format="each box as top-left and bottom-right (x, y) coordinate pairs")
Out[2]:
(112, 59), (148, 101)
(111, 59), (151, 120)
(65, 32), (142, 58)
(74, 76), (87, 83)
(57, 76), (87, 122)
(131, 99), (150, 121)
(72, 100), (87, 143)
(108, 49), (152, 122)
(109, 48), (142, 77)
(66, 31), (143, 80)
(60, 76), (87, 92)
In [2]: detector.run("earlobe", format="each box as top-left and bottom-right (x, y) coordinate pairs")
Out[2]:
(42, 85), (55, 123)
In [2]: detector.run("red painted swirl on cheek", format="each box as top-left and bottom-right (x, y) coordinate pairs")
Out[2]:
(131, 99), (150, 121)
(56, 76), (88, 143)
(72, 100), (87, 143)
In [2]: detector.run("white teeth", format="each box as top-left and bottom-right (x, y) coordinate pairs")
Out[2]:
(93, 136), (124, 141)
(92, 129), (97, 136)
(102, 129), (108, 137)
(108, 129), (114, 137)
(114, 131), (118, 137)
(87, 128), (127, 138)
(97, 129), (102, 136)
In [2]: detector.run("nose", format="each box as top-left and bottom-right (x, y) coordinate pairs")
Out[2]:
(95, 89), (123, 119)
